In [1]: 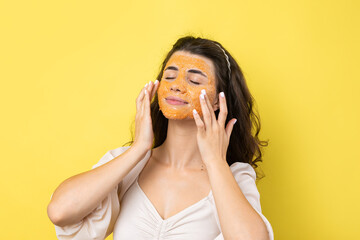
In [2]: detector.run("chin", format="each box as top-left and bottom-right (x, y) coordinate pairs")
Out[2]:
(161, 111), (194, 120)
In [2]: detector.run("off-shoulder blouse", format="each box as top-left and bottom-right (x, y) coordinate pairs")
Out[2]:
(52, 146), (274, 240)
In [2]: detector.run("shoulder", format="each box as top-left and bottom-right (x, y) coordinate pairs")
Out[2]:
(229, 162), (256, 182)
(229, 162), (261, 210)
(91, 146), (131, 169)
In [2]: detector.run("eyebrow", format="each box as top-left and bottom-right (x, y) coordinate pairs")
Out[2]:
(165, 66), (207, 78)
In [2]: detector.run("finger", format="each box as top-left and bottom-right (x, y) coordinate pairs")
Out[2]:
(150, 79), (159, 100)
(146, 80), (154, 96)
(138, 80), (152, 111)
(147, 80), (153, 99)
(147, 80), (158, 103)
(225, 118), (237, 142)
(200, 91), (212, 128)
(192, 109), (206, 134)
(136, 85), (147, 112)
(140, 87), (148, 118)
(218, 92), (228, 128)
(202, 89), (216, 126)
(144, 86), (150, 118)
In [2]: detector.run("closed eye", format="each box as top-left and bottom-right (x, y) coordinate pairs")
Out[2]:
(165, 77), (200, 85)
(190, 80), (200, 85)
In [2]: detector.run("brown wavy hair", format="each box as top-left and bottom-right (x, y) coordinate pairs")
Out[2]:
(124, 35), (269, 180)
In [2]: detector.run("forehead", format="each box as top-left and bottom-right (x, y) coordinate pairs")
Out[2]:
(165, 51), (215, 72)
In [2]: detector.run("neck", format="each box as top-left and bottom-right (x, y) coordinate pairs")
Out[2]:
(156, 118), (204, 171)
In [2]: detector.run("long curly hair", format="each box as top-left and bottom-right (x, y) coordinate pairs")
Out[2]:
(124, 35), (269, 180)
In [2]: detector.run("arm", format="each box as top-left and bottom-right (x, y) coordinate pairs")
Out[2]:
(208, 161), (270, 240)
(47, 144), (148, 227)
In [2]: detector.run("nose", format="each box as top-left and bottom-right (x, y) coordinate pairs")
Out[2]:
(169, 77), (186, 93)
(170, 85), (181, 92)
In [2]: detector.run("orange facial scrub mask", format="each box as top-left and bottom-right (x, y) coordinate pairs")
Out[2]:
(157, 52), (217, 120)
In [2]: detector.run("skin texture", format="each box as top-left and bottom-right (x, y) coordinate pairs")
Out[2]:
(157, 51), (219, 120)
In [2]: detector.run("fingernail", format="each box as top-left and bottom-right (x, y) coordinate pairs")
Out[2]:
(145, 89), (147, 94)
(193, 109), (198, 115)
(200, 94), (204, 100)
(154, 79), (159, 85)
(149, 80), (152, 85)
(145, 83), (148, 88)
(233, 119), (237, 124)
(220, 92), (225, 98)
(201, 89), (206, 95)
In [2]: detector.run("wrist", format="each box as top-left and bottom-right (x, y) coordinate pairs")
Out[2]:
(205, 159), (228, 172)
(131, 142), (151, 154)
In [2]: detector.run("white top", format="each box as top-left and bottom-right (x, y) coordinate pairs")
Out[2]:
(113, 174), (220, 239)
(52, 146), (274, 240)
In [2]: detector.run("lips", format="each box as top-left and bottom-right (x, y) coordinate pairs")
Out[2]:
(165, 96), (188, 104)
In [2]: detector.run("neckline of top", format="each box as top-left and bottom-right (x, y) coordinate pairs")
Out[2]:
(135, 175), (212, 222)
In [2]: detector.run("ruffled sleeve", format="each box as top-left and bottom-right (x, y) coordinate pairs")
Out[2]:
(52, 146), (131, 240)
(212, 162), (274, 240)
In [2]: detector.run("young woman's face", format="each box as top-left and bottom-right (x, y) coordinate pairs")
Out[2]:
(158, 50), (218, 120)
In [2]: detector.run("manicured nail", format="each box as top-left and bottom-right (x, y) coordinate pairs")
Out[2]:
(145, 89), (147, 94)
(145, 83), (148, 88)
(193, 109), (198, 115)
(200, 94), (205, 100)
(220, 92), (225, 98)
(149, 80), (152, 85)
(201, 89), (206, 95)
(233, 119), (237, 124)
(154, 79), (159, 85)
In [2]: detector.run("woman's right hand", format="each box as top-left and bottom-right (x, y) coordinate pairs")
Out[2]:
(133, 79), (159, 151)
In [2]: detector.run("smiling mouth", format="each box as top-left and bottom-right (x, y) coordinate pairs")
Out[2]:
(165, 97), (188, 105)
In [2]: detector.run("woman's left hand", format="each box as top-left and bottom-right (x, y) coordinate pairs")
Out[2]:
(193, 89), (237, 167)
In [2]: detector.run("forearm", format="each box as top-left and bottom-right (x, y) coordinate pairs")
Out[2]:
(207, 161), (269, 240)
(47, 144), (148, 227)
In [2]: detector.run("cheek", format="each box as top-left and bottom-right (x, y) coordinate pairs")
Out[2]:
(205, 85), (217, 104)
(188, 88), (202, 108)
(157, 82), (168, 98)
(188, 85), (217, 109)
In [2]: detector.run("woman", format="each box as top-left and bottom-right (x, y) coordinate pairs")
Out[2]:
(48, 36), (274, 240)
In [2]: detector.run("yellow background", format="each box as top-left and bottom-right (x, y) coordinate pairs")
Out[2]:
(0, 0), (359, 239)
